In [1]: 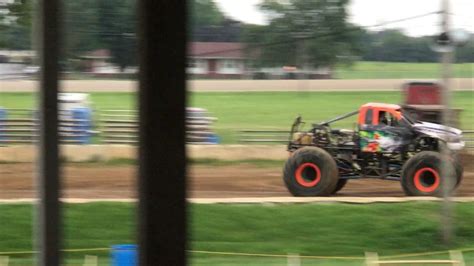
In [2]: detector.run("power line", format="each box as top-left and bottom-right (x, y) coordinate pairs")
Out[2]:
(194, 11), (440, 57)
(448, 12), (473, 20)
(367, 11), (440, 28)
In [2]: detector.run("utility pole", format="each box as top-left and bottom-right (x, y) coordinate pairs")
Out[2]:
(440, 0), (454, 245)
(297, 38), (309, 93)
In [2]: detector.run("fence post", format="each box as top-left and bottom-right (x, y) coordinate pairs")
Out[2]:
(449, 250), (465, 266)
(137, 0), (187, 264)
(82, 255), (98, 266)
(37, 0), (62, 264)
(0, 256), (9, 266)
(365, 252), (379, 266)
(287, 253), (301, 266)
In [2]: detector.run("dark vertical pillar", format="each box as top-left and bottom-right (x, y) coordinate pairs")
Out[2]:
(37, 0), (61, 265)
(137, 1), (187, 265)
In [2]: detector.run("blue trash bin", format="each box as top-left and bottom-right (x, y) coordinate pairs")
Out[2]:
(111, 244), (137, 266)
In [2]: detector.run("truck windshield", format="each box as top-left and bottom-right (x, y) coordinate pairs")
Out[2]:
(401, 109), (416, 125)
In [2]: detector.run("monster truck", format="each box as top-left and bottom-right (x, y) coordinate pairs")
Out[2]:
(284, 103), (464, 197)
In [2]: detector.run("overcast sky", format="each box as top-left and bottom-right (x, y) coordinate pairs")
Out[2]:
(214, 0), (473, 37)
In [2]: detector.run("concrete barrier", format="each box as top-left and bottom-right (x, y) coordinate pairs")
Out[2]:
(1, 78), (473, 92)
(0, 145), (289, 162)
(188, 145), (287, 161)
(1, 144), (472, 163)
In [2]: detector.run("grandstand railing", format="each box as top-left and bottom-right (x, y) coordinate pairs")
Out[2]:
(0, 108), (91, 145)
(238, 129), (474, 150)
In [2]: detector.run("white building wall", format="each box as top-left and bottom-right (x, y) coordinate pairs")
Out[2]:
(216, 59), (244, 75)
(187, 59), (208, 75)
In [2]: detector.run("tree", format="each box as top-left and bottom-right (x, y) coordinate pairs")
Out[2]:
(0, 0), (32, 49)
(4, 0), (32, 26)
(63, 0), (102, 64)
(1, 0), (137, 70)
(95, 0), (136, 71)
(189, 0), (234, 42)
(456, 35), (474, 63)
(2, 0), (233, 68)
(243, 0), (359, 69)
(189, 0), (225, 29)
(192, 19), (242, 42)
(359, 30), (438, 62)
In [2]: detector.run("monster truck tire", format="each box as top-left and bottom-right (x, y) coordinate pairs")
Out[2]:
(283, 147), (339, 196)
(401, 151), (457, 196)
(331, 179), (348, 195)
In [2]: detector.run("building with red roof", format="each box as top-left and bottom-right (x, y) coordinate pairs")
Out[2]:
(188, 42), (248, 79)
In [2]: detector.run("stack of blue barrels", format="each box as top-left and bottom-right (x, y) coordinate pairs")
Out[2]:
(0, 104), (93, 145)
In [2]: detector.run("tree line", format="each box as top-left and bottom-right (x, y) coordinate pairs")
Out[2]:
(1, 0), (136, 70)
(357, 29), (474, 63)
(1, 0), (473, 71)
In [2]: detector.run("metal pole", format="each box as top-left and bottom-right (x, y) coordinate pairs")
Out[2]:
(440, 0), (454, 245)
(137, 0), (187, 265)
(37, 0), (61, 264)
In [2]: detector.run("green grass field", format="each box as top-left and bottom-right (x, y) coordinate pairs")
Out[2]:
(335, 62), (473, 79)
(1, 91), (473, 143)
(0, 202), (473, 265)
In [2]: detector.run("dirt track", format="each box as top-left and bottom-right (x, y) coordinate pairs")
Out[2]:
(1, 155), (473, 199)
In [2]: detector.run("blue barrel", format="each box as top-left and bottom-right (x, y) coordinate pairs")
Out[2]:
(208, 134), (220, 144)
(71, 107), (92, 144)
(111, 244), (137, 266)
(0, 108), (6, 142)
